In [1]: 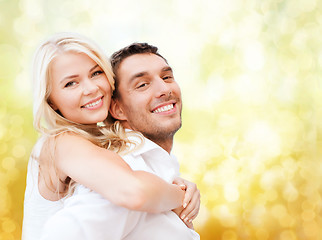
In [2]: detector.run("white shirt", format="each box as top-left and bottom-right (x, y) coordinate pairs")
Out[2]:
(41, 134), (200, 240)
(22, 137), (64, 240)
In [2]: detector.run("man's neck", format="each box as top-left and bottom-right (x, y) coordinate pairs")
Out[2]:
(121, 123), (175, 153)
(150, 138), (173, 154)
(141, 133), (174, 154)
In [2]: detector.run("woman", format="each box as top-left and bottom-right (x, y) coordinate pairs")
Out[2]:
(22, 33), (199, 239)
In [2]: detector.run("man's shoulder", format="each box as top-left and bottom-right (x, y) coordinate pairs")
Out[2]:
(123, 130), (161, 156)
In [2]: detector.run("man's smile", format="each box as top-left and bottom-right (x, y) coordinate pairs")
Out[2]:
(152, 103), (175, 113)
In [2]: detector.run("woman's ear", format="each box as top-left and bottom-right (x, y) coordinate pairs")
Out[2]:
(48, 99), (58, 111)
(109, 99), (127, 121)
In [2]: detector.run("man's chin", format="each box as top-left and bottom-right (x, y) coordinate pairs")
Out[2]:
(160, 124), (182, 137)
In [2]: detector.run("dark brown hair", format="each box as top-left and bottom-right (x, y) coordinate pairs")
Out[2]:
(110, 42), (168, 97)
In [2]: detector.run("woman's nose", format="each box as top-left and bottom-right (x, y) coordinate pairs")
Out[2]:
(83, 78), (99, 95)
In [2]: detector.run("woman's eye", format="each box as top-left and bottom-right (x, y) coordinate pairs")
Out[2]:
(92, 70), (103, 77)
(65, 81), (76, 88)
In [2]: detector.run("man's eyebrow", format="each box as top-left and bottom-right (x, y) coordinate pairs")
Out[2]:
(128, 66), (172, 82)
(129, 71), (148, 82)
(161, 66), (173, 73)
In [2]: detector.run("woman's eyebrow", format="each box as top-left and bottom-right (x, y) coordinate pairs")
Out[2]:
(90, 64), (99, 72)
(60, 64), (100, 84)
(60, 74), (79, 84)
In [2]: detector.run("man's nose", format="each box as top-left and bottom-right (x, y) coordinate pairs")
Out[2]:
(154, 78), (171, 98)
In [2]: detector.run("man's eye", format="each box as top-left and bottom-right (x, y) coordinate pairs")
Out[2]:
(163, 76), (173, 81)
(65, 81), (76, 88)
(92, 70), (103, 77)
(137, 83), (148, 89)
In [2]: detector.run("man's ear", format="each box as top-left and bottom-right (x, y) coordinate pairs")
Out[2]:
(109, 98), (127, 121)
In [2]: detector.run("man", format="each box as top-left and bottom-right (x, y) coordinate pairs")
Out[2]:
(41, 43), (200, 240)
(110, 43), (182, 154)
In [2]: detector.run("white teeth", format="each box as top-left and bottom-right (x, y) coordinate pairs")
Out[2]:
(153, 104), (174, 113)
(83, 98), (102, 108)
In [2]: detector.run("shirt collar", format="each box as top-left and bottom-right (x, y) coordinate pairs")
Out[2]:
(125, 129), (171, 157)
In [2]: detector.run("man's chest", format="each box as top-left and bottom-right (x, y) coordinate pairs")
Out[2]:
(122, 150), (180, 182)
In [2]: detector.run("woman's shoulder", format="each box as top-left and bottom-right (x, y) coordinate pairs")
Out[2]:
(53, 131), (108, 164)
(35, 132), (91, 166)
(55, 131), (98, 150)
(30, 136), (47, 159)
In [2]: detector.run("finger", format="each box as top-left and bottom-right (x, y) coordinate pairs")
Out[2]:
(187, 204), (200, 221)
(181, 202), (199, 222)
(183, 182), (197, 208)
(172, 177), (186, 190)
(183, 220), (194, 230)
(180, 189), (200, 220)
(179, 214), (194, 228)
(189, 211), (199, 221)
(172, 177), (184, 185)
(183, 182), (196, 208)
(185, 194), (200, 220)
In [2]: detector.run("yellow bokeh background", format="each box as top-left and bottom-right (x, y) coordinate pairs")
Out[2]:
(1, 0), (322, 239)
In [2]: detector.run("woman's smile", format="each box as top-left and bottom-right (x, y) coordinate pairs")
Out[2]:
(81, 96), (104, 109)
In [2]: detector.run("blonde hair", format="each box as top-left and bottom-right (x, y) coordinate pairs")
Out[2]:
(33, 32), (115, 133)
(31, 32), (134, 197)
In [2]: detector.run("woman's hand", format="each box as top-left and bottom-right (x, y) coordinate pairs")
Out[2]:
(172, 177), (200, 228)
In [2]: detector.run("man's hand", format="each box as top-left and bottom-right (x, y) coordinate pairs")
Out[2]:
(172, 177), (200, 229)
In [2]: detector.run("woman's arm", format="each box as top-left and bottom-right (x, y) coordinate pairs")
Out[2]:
(50, 133), (185, 213)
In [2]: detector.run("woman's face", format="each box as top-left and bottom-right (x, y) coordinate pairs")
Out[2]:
(49, 52), (112, 124)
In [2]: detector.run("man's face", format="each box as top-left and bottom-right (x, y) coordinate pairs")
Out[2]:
(111, 53), (182, 143)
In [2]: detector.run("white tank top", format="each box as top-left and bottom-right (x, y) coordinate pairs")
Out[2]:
(22, 137), (64, 240)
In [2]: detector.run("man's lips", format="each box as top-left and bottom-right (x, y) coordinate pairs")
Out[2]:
(152, 102), (176, 113)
